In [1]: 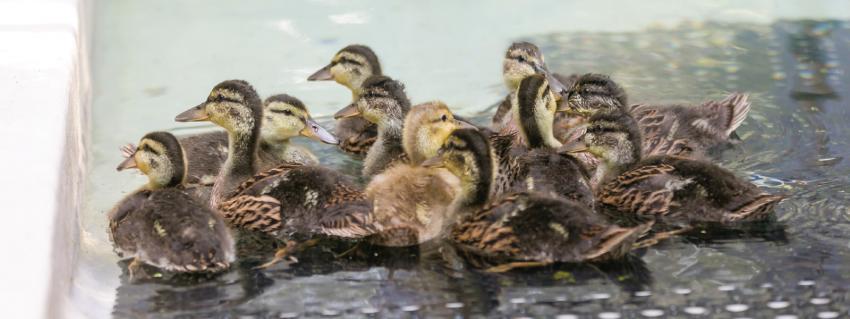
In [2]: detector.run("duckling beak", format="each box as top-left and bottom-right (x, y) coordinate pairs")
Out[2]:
(116, 156), (138, 171)
(456, 119), (477, 130)
(532, 63), (569, 97)
(421, 156), (445, 168)
(300, 118), (339, 145)
(333, 103), (361, 119)
(560, 139), (589, 154)
(175, 103), (209, 122)
(307, 64), (333, 81)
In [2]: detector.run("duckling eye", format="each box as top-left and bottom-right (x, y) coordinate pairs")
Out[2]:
(270, 109), (294, 116)
(516, 56), (527, 63)
(440, 114), (448, 122)
(338, 57), (363, 66)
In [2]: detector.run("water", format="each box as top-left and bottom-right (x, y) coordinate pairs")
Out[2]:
(73, 1), (850, 317)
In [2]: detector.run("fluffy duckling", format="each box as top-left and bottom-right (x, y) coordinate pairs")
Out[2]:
(494, 74), (595, 208)
(423, 129), (644, 272)
(334, 75), (411, 177)
(172, 92), (337, 186)
(110, 131), (235, 278)
(308, 44), (382, 155)
(493, 42), (574, 136)
(362, 101), (465, 246)
(573, 107), (783, 225)
(563, 73), (751, 159)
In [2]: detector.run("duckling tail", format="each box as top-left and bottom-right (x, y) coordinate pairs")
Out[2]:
(725, 194), (785, 223)
(584, 222), (651, 262)
(720, 92), (751, 136)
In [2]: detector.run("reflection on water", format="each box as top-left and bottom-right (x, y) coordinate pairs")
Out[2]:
(95, 19), (850, 318)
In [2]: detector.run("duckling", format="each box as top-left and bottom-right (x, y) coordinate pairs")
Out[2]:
(563, 73), (751, 159)
(572, 106), (783, 226)
(422, 129), (644, 272)
(334, 75), (411, 177)
(258, 94), (339, 169)
(493, 74), (595, 208)
(308, 44), (382, 155)
(110, 131), (235, 278)
(169, 92), (337, 186)
(362, 101), (465, 246)
(493, 42), (574, 137)
(175, 80), (376, 265)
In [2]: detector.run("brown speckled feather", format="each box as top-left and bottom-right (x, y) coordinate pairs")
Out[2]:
(599, 156), (783, 225)
(452, 192), (642, 264)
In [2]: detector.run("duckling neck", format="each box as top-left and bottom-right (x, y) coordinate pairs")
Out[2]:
(363, 117), (404, 176)
(260, 137), (292, 158)
(213, 129), (259, 206)
(521, 123), (562, 149)
(514, 106), (561, 149)
(452, 155), (495, 213)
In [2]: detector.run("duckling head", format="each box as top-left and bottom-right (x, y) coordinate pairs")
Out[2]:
(503, 42), (569, 95)
(261, 94), (338, 145)
(308, 44), (382, 95)
(577, 109), (642, 170)
(335, 75), (410, 129)
(403, 101), (469, 165)
(512, 74), (561, 149)
(117, 131), (186, 189)
(423, 128), (495, 205)
(559, 73), (628, 117)
(175, 80), (263, 137)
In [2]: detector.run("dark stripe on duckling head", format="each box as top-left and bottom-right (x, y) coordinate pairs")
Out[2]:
(264, 94), (306, 112)
(361, 75), (412, 113)
(340, 44), (382, 75)
(506, 41), (541, 58)
(517, 74), (548, 148)
(569, 73), (628, 107)
(448, 128), (494, 206)
(588, 108), (643, 163)
(142, 131), (185, 187)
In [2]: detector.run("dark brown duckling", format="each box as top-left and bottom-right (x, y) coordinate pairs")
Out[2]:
(562, 73), (750, 159)
(572, 106), (784, 226)
(493, 74), (595, 209)
(423, 129), (645, 272)
(308, 44), (382, 155)
(110, 132), (235, 278)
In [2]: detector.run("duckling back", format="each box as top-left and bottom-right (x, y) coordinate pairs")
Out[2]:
(219, 163), (375, 239)
(631, 93), (751, 159)
(452, 192), (643, 264)
(365, 164), (461, 246)
(599, 156), (783, 225)
(108, 188), (235, 272)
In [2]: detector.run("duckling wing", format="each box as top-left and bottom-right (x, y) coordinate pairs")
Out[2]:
(180, 131), (228, 186)
(112, 189), (234, 272)
(598, 163), (683, 221)
(108, 191), (151, 256)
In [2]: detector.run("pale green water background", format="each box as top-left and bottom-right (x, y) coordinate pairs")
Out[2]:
(72, 1), (850, 317)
